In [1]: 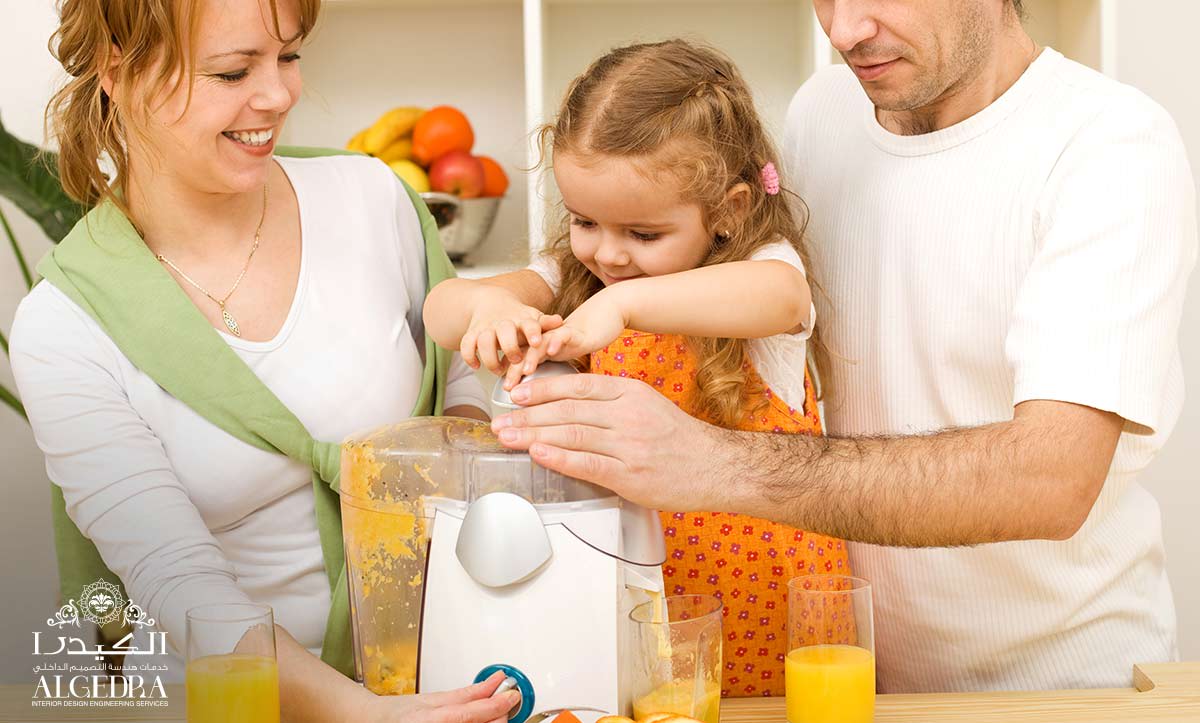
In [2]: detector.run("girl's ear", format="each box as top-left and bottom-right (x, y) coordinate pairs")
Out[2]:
(99, 44), (123, 98)
(721, 181), (753, 227)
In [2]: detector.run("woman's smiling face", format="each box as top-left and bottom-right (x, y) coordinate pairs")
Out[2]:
(554, 151), (714, 287)
(120, 0), (304, 195)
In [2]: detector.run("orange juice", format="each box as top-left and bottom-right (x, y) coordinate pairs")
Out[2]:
(186, 653), (279, 723)
(785, 645), (874, 723)
(362, 640), (419, 695)
(632, 678), (721, 723)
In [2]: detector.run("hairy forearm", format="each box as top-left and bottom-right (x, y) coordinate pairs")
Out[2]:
(710, 402), (1117, 546)
(611, 260), (811, 338)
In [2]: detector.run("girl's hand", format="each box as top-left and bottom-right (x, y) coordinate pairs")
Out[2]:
(359, 671), (519, 723)
(506, 290), (627, 388)
(459, 288), (563, 376)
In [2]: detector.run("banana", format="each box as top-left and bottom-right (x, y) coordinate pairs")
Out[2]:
(363, 106), (424, 156)
(376, 136), (413, 163)
(346, 128), (369, 154)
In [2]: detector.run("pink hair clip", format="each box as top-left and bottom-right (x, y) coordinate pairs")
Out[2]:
(761, 162), (780, 195)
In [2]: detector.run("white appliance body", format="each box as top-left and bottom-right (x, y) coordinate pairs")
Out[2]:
(419, 497), (663, 722)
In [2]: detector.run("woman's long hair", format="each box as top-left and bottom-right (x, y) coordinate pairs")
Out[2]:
(45, 0), (321, 214)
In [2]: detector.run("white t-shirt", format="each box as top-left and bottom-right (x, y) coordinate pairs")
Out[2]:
(528, 241), (818, 412)
(784, 49), (1197, 692)
(10, 154), (487, 673)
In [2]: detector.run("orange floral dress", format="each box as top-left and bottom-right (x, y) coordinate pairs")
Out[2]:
(590, 330), (851, 697)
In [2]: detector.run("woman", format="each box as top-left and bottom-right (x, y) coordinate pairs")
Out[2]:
(10, 0), (514, 720)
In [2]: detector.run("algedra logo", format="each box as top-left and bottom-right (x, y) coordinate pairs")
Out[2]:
(31, 579), (170, 709)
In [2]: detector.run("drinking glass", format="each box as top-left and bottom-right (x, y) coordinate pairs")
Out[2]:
(629, 594), (723, 723)
(786, 576), (874, 723)
(186, 602), (280, 723)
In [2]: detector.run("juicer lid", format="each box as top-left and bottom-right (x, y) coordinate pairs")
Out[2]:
(491, 361), (578, 410)
(340, 417), (666, 567)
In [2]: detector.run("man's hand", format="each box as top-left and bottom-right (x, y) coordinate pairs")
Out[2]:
(491, 374), (721, 511)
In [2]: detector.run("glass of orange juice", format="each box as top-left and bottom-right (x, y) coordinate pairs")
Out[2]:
(629, 594), (722, 723)
(786, 576), (874, 723)
(186, 603), (280, 723)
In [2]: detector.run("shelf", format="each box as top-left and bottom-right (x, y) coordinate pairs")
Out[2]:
(529, 0), (826, 249)
(542, 1), (819, 135)
(287, 0), (1113, 259)
(288, 1), (529, 266)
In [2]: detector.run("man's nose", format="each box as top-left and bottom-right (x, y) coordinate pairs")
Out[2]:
(824, 1), (879, 54)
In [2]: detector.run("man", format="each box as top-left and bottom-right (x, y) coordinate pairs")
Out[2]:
(491, 0), (1197, 692)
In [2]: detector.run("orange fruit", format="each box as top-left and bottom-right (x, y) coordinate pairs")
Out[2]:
(412, 106), (474, 166)
(551, 713), (583, 723)
(477, 155), (510, 197)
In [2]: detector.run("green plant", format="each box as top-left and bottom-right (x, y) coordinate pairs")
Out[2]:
(0, 114), (85, 420)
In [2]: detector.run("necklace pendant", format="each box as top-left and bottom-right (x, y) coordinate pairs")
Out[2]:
(222, 308), (242, 337)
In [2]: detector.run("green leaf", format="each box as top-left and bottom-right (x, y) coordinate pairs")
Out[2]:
(0, 205), (32, 289)
(0, 114), (84, 243)
(0, 382), (26, 422)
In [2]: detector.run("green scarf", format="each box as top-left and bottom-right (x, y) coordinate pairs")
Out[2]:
(34, 146), (455, 677)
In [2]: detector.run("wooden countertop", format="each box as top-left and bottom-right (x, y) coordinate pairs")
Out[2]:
(1, 663), (1197, 722)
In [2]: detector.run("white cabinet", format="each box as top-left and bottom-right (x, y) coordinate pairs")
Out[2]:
(294, 0), (1115, 276)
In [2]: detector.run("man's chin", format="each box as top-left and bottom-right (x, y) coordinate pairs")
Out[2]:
(860, 83), (939, 115)
(860, 86), (909, 111)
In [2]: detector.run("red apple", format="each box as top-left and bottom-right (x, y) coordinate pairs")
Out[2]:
(429, 150), (485, 198)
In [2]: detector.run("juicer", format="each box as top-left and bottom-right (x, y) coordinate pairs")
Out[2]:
(339, 414), (666, 723)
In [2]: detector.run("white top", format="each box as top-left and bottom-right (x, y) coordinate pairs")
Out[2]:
(528, 240), (817, 412)
(784, 49), (1197, 692)
(10, 154), (488, 671)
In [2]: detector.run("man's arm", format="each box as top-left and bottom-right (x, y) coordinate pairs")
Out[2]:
(719, 399), (1122, 545)
(491, 375), (1122, 546)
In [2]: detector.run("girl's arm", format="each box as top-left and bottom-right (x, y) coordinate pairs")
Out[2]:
(607, 259), (811, 338)
(423, 270), (561, 375)
(510, 260), (810, 385)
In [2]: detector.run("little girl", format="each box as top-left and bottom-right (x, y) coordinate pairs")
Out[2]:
(424, 39), (850, 697)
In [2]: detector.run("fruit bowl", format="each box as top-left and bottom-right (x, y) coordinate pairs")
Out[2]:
(420, 192), (503, 262)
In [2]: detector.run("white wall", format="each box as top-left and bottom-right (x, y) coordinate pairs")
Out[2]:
(286, 2), (531, 268)
(0, 0), (1197, 684)
(0, 0), (73, 686)
(1114, 0), (1200, 663)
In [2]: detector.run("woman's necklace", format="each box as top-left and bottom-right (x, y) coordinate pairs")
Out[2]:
(155, 184), (268, 337)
